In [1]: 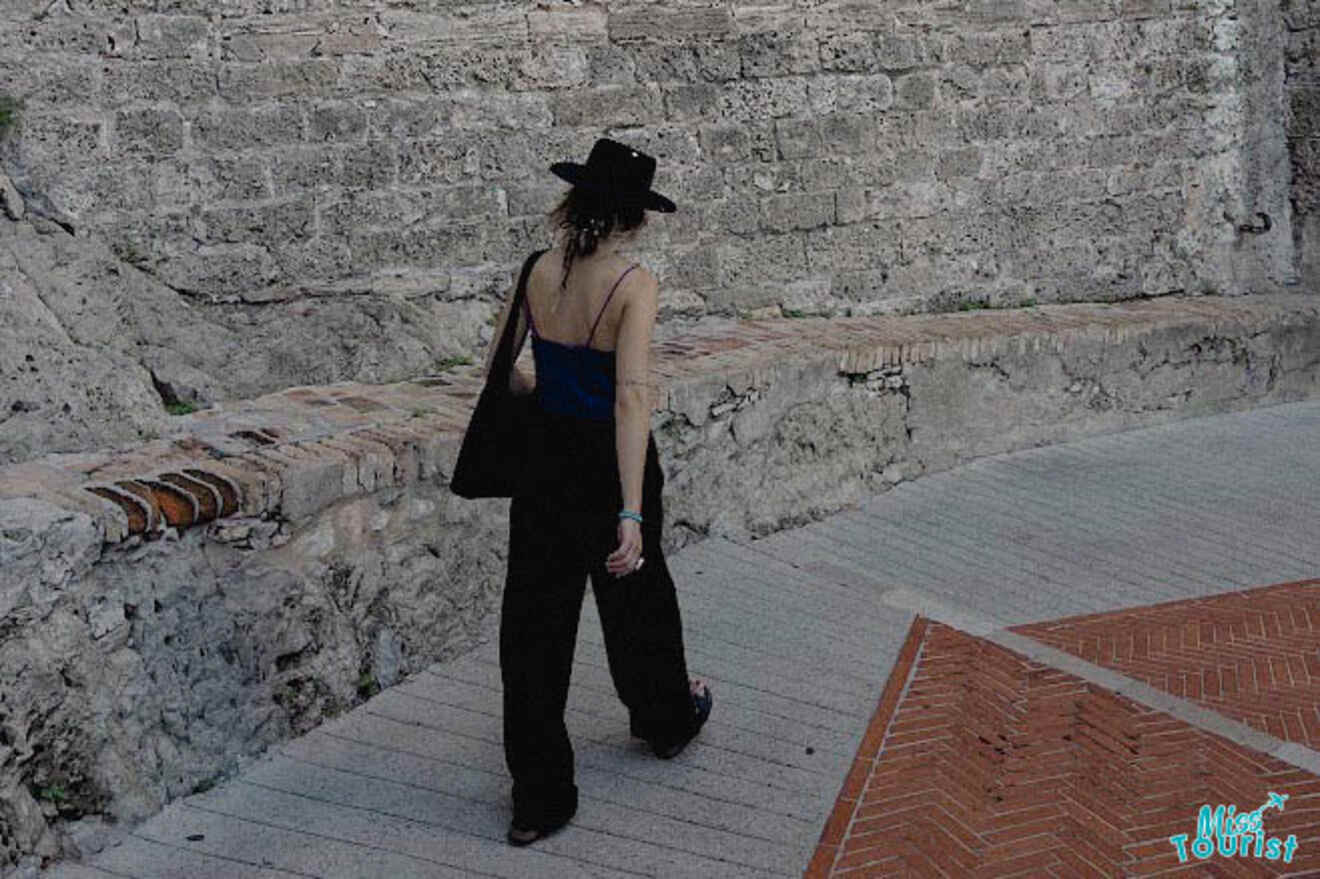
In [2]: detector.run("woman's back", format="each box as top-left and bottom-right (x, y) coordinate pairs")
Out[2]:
(522, 247), (657, 423)
(523, 247), (645, 353)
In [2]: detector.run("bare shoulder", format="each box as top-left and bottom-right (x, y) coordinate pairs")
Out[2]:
(527, 247), (562, 287)
(619, 262), (658, 302)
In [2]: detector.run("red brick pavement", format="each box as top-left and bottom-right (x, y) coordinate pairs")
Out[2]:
(808, 613), (1320, 877)
(1011, 580), (1320, 749)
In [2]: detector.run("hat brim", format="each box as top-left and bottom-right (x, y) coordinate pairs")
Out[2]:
(550, 162), (677, 213)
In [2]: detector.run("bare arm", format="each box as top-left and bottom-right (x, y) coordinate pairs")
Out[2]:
(614, 270), (659, 513)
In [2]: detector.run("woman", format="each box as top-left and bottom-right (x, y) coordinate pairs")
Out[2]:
(480, 138), (713, 847)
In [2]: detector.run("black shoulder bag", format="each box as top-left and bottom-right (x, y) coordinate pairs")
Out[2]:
(449, 249), (547, 499)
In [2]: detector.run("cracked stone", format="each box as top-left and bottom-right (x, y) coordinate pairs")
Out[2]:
(1, 172), (24, 221)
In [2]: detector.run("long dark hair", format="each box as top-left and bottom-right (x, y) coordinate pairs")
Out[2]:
(550, 186), (647, 291)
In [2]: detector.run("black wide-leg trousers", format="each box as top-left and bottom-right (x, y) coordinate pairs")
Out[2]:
(500, 410), (695, 829)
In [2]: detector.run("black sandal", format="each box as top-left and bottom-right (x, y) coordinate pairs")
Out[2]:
(506, 817), (570, 847)
(651, 681), (712, 760)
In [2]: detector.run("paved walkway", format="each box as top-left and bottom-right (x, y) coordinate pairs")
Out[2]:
(47, 399), (1320, 878)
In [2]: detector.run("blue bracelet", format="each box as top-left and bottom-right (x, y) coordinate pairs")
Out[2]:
(618, 510), (643, 524)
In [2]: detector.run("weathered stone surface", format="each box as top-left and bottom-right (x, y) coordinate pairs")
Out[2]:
(0, 0), (1308, 471)
(0, 481), (507, 872)
(0, 211), (486, 467)
(0, 172), (21, 221)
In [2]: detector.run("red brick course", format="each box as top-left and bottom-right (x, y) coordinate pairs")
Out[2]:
(809, 616), (1320, 877)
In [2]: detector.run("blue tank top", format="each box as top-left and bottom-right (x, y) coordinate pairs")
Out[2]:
(523, 262), (638, 422)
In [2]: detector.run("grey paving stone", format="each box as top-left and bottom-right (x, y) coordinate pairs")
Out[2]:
(978, 448), (1315, 587)
(830, 487), (1205, 614)
(36, 862), (134, 879)
(987, 446), (1315, 574)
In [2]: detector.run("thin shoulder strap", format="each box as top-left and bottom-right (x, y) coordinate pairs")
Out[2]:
(586, 263), (639, 348)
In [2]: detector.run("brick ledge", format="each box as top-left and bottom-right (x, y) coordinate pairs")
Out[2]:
(1, 293), (1313, 544)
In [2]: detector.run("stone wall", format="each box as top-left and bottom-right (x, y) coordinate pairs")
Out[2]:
(0, 1), (1304, 419)
(1, 293), (1317, 872)
(1287, 0), (1320, 285)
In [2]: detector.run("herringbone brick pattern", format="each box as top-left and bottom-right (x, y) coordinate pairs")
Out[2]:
(1012, 580), (1320, 748)
(808, 617), (1320, 877)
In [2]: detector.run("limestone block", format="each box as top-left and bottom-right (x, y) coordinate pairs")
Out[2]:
(12, 115), (105, 172)
(189, 104), (303, 152)
(806, 223), (900, 273)
(941, 30), (1031, 66)
(935, 146), (984, 180)
(762, 191), (835, 233)
(548, 85), (661, 128)
(820, 113), (877, 155)
(701, 196), (761, 237)
(716, 233), (810, 289)
(505, 179), (564, 217)
(380, 9), (529, 48)
(894, 72), (937, 109)
(21, 15), (129, 55)
(809, 73), (896, 115)
(698, 123), (750, 163)
(832, 268), (901, 305)
(217, 59), (339, 99)
(965, 0), (1033, 23)
(102, 59), (220, 106)
(199, 198), (315, 247)
(339, 142), (404, 190)
(820, 32), (880, 72)
(529, 6), (608, 42)
(803, 1), (899, 33)
(774, 117), (821, 159)
(663, 83), (719, 122)
(134, 15), (211, 60)
(663, 162), (726, 204)
(717, 78), (811, 122)
(517, 46), (590, 90)
(451, 90), (553, 130)
(0, 55), (97, 107)
(738, 31), (820, 78)
(586, 44), (638, 83)
(941, 63), (982, 102)
(877, 34), (932, 70)
(732, 4), (806, 35)
(307, 102), (368, 143)
(1052, 0), (1123, 23)
(608, 6), (734, 42)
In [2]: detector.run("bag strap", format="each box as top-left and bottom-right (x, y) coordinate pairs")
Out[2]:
(490, 249), (548, 384)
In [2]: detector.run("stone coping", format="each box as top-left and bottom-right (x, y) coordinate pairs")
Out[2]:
(1, 293), (1313, 546)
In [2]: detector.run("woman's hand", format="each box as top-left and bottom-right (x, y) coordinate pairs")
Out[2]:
(606, 518), (643, 578)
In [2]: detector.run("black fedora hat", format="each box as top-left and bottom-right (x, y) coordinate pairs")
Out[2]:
(550, 138), (677, 213)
